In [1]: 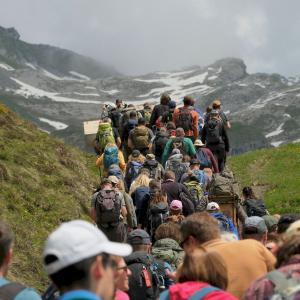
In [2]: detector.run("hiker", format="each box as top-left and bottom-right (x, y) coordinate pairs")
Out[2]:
(242, 186), (268, 217)
(245, 231), (300, 300)
(122, 110), (138, 159)
(152, 127), (170, 163)
(43, 220), (132, 300)
(161, 171), (195, 216)
(159, 248), (237, 300)
(152, 222), (184, 270)
(109, 105), (123, 131)
(166, 121), (177, 137)
(149, 93), (171, 129)
(212, 99), (231, 129)
(201, 109), (229, 172)
(109, 176), (138, 231)
(125, 229), (172, 300)
(161, 128), (196, 166)
(180, 212), (276, 298)
(0, 221), (42, 299)
(125, 149), (146, 191)
(194, 139), (219, 173)
(242, 216), (268, 245)
(173, 95), (199, 142)
(161, 100), (176, 125)
(142, 103), (152, 127)
(91, 178), (127, 242)
(111, 256), (132, 300)
(94, 118), (121, 155)
(142, 154), (164, 181)
(129, 168), (150, 196)
(204, 105), (212, 124)
(96, 143), (126, 177)
(207, 202), (239, 239)
(128, 118), (154, 156)
(166, 200), (185, 224)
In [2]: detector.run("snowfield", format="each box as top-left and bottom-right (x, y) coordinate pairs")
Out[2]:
(265, 123), (284, 138)
(0, 63), (15, 71)
(39, 117), (68, 130)
(69, 71), (90, 81)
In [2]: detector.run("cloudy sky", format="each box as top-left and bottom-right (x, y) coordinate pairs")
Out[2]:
(0, 0), (299, 76)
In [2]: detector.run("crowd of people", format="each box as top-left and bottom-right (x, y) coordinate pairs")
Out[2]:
(1, 94), (299, 300)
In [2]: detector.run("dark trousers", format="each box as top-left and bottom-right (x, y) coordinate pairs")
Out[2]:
(208, 145), (226, 173)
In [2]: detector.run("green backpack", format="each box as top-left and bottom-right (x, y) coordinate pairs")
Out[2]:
(96, 123), (115, 152)
(132, 126), (149, 149)
(184, 181), (206, 211)
(143, 109), (152, 124)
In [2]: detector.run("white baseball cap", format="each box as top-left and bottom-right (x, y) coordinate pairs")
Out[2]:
(207, 202), (220, 211)
(43, 220), (132, 275)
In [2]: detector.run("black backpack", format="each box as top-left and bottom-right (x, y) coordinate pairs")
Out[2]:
(175, 108), (193, 131)
(109, 109), (122, 128)
(148, 202), (169, 238)
(206, 120), (222, 144)
(153, 133), (169, 157)
(95, 189), (121, 227)
(171, 137), (186, 156)
(143, 160), (161, 180)
(244, 199), (267, 217)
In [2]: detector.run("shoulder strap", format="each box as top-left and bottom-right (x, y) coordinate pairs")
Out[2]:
(189, 286), (220, 300)
(159, 289), (170, 300)
(0, 282), (27, 300)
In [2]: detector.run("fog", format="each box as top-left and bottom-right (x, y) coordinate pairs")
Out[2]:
(0, 0), (299, 76)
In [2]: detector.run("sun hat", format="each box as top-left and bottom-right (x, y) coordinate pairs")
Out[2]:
(108, 175), (119, 185)
(207, 202), (220, 211)
(127, 229), (151, 245)
(170, 200), (183, 210)
(194, 139), (205, 147)
(146, 153), (155, 160)
(287, 220), (300, 234)
(244, 216), (267, 234)
(43, 220), (132, 275)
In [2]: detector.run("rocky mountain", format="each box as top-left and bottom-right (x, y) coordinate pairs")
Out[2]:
(0, 25), (299, 154)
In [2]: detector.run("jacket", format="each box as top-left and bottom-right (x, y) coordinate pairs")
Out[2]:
(150, 104), (169, 127)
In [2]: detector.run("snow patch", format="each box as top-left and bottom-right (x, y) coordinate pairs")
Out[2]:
(42, 69), (65, 80)
(207, 75), (218, 81)
(39, 118), (68, 130)
(237, 83), (248, 87)
(265, 123), (284, 138)
(85, 86), (97, 90)
(283, 113), (291, 118)
(25, 62), (37, 70)
(293, 139), (300, 144)
(255, 82), (266, 88)
(73, 92), (99, 96)
(69, 71), (90, 81)
(216, 67), (222, 74)
(99, 89), (119, 95)
(0, 63), (15, 71)
(271, 141), (284, 147)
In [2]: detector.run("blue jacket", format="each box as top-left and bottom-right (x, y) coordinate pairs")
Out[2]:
(210, 212), (239, 239)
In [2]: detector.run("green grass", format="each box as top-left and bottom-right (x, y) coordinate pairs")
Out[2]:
(0, 104), (99, 291)
(229, 143), (300, 214)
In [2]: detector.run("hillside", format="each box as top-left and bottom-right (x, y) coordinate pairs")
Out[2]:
(0, 104), (98, 290)
(229, 143), (300, 214)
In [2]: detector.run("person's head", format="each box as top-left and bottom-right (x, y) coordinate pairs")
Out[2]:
(206, 106), (212, 113)
(176, 248), (228, 290)
(155, 222), (182, 244)
(275, 233), (300, 268)
(242, 216), (268, 244)
(149, 180), (167, 204)
(209, 110), (220, 120)
(0, 221), (14, 276)
(127, 229), (152, 253)
(183, 95), (194, 107)
(138, 117), (146, 126)
(206, 202), (220, 213)
(176, 128), (185, 137)
(129, 111), (137, 119)
(115, 99), (123, 108)
(111, 256), (131, 292)
(170, 200), (183, 216)
(190, 158), (200, 170)
(277, 214), (300, 234)
(166, 122), (176, 131)
(182, 155), (191, 164)
(242, 186), (257, 200)
(168, 100), (176, 110)
(102, 117), (112, 124)
(158, 127), (167, 134)
(163, 170), (176, 182)
(194, 139), (205, 148)
(180, 212), (220, 254)
(100, 178), (113, 190)
(160, 93), (171, 105)
(146, 153), (156, 161)
(43, 220), (132, 297)
(262, 215), (278, 234)
(212, 99), (222, 109)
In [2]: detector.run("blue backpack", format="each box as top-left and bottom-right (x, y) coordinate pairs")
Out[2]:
(196, 149), (212, 169)
(134, 186), (149, 210)
(104, 146), (119, 169)
(210, 212), (239, 239)
(128, 161), (143, 183)
(108, 164), (124, 180)
(192, 169), (206, 188)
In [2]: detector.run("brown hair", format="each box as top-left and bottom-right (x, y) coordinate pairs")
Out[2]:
(0, 221), (14, 267)
(149, 180), (167, 204)
(164, 170), (175, 181)
(183, 96), (194, 106)
(180, 212), (220, 244)
(155, 222), (182, 243)
(177, 248), (228, 290)
(160, 93), (171, 105)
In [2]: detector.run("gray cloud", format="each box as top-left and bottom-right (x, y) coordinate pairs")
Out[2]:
(0, 0), (299, 76)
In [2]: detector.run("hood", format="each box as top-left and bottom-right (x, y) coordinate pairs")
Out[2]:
(153, 238), (182, 251)
(125, 251), (152, 265)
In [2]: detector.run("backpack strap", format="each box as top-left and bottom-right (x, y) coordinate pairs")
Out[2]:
(189, 286), (220, 300)
(0, 282), (27, 300)
(266, 270), (297, 294)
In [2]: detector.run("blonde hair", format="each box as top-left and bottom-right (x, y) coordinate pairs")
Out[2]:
(129, 173), (150, 195)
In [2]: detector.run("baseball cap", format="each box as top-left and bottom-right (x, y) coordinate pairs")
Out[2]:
(43, 220), (132, 275)
(131, 150), (141, 158)
(207, 202), (220, 211)
(262, 215), (278, 232)
(194, 139), (205, 147)
(127, 229), (151, 245)
(244, 217), (267, 234)
(170, 200), (183, 210)
(146, 153), (155, 160)
(108, 175), (119, 185)
(190, 158), (201, 165)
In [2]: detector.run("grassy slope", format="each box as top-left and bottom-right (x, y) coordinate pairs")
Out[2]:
(0, 104), (98, 290)
(229, 143), (300, 214)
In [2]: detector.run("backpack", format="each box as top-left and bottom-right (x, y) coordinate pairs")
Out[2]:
(134, 186), (150, 210)
(143, 160), (161, 180)
(206, 119), (222, 145)
(96, 123), (115, 152)
(123, 119), (137, 141)
(266, 270), (300, 300)
(103, 146), (119, 169)
(211, 212), (231, 232)
(0, 282), (27, 300)
(191, 169), (207, 188)
(108, 164), (124, 180)
(127, 161), (143, 185)
(132, 126), (149, 149)
(184, 181), (206, 211)
(123, 192), (137, 229)
(109, 109), (122, 128)
(196, 149), (212, 169)
(153, 133), (169, 157)
(143, 109), (152, 124)
(167, 158), (188, 182)
(244, 199), (267, 217)
(95, 189), (121, 227)
(171, 137), (186, 156)
(148, 202), (169, 238)
(209, 174), (233, 196)
(175, 107), (193, 132)
(42, 284), (60, 300)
